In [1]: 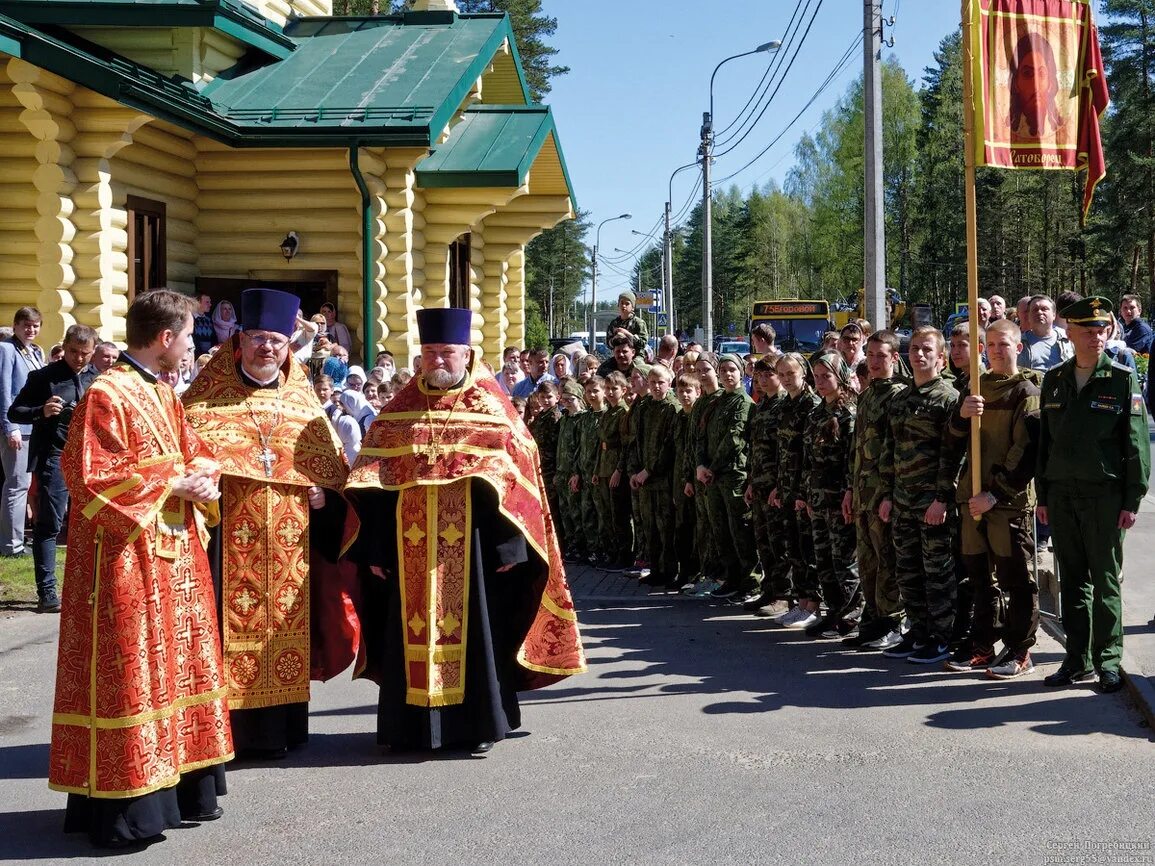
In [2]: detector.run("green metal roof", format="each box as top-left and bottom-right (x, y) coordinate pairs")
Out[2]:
(0, 0), (294, 59)
(416, 105), (560, 187)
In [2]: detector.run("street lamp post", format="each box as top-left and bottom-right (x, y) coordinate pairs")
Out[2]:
(701, 40), (780, 348)
(665, 160), (698, 338)
(589, 212), (631, 352)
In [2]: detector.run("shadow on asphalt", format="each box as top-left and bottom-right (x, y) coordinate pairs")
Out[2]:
(0, 808), (99, 860)
(536, 588), (1151, 741)
(0, 741), (47, 779)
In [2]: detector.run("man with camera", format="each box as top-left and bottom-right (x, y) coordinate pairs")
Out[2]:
(7, 324), (97, 611)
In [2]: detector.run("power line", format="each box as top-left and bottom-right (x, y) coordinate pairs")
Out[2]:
(714, 0), (827, 158)
(715, 32), (861, 185)
(712, 0), (808, 140)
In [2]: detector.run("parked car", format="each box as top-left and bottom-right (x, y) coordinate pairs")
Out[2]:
(716, 341), (751, 355)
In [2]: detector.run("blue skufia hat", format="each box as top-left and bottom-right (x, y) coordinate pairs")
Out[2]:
(416, 307), (472, 345)
(240, 288), (299, 337)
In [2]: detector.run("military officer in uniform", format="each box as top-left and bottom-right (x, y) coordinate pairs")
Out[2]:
(1037, 297), (1151, 693)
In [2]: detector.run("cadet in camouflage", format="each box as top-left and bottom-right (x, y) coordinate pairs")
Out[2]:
(556, 380), (587, 560)
(529, 381), (563, 546)
(745, 355), (790, 606)
(673, 370), (703, 585)
(685, 355), (723, 585)
(576, 377), (608, 563)
(632, 365), (681, 586)
(594, 371), (633, 568)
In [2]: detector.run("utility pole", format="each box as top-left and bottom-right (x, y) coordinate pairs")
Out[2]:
(700, 112), (713, 346)
(548, 276), (555, 337)
(663, 200), (674, 336)
(863, 0), (887, 328)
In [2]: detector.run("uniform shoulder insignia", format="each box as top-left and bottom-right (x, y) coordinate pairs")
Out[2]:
(1109, 359), (1134, 375)
(1132, 394), (1145, 416)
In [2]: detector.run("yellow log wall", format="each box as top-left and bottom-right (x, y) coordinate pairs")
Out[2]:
(0, 63), (41, 329)
(69, 28), (246, 85)
(379, 149), (424, 363)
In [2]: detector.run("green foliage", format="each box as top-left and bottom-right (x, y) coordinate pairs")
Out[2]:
(523, 296), (550, 349)
(524, 212), (591, 338)
(456, 0), (568, 101)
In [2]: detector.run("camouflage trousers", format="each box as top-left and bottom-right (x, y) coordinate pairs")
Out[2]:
(579, 479), (602, 558)
(751, 488), (791, 600)
(639, 477), (676, 579)
(631, 487), (646, 564)
(554, 474), (581, 553)
(811, 504), (862, 621)
(892, 508), (957, 644)
(780, 501), (819, 602)
(704, 472), (757, 585)
(961, 507), (1038, 655)
(674, 486), (700, 581)
(592, 478), (633, 565)
(693, 480), (721, 578)
(855, 509), (903, 628)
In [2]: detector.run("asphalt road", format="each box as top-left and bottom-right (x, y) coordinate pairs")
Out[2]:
(1, 569), (1153, 865)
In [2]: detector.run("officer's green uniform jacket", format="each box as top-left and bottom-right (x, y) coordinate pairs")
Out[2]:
(596, 403), (628, 481)
(1037, 354), (1151, 513)
(576, 406), (605, 479)
(607, 313), (649, 354)
(803, 398), (855, 509)
(696, 388), (753, 478)
(878, 375), (959, 513)
(747, 391), (786, 492)
(636, 391), (680, 481)
(850, 376), (906, 513)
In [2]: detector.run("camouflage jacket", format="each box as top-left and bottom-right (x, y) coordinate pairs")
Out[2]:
(577, 407), (605, 478)
(530, 408), (561, 480)
(555, 410), (583, 477)
(684, 390), (719, 482)
(772, 388), (821, 500)
(596, 403), (628, 480)
(696, 388), (753, 478)
(606, 312), (650, 354)
(802, 397), (856, 509)
(879, 375), (960, 512)
(747, 391), (787, 491)
(672, 408), (694, 491)
(635, 391), (680, 481)
(621, 394), (651, 474)
(850, 376), (907, 512)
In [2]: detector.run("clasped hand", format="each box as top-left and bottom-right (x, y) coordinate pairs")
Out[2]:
(172, 470), (219, 503)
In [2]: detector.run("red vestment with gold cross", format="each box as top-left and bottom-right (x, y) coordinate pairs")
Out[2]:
(181, 338), (361, 712)
(49, 364), (233, 799)
(345, 361), (586, 709)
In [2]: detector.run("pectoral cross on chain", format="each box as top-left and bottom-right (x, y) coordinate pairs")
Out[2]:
(258, 448), (276, 478)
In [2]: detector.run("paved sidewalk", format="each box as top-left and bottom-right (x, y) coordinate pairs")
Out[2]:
(1116, 488), (1155, 726)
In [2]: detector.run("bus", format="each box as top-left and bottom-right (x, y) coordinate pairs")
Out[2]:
(749, 300), (832, 354)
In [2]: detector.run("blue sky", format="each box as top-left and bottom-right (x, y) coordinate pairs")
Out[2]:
(543, 0), (962, 298)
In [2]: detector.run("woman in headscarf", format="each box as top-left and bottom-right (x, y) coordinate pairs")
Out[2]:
(211, 300), (240, 344)
(549, 352), (572, 382)
(334, 388), (378, 463)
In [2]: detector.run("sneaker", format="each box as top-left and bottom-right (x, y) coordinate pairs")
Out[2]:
(736, 589), (764, 606)
(944, 647), (996, 673)
(882, 633), (924, 658)
(786, 609), (820, 630)
(860, 629), (903, 651)
(692, 579), (721, 598)
(1043, 666), (1094, 688)
(986, 652), (1035, 680)
(823, 619), (857, 639)
(804, 615), (835, 637)
(743, 591), (775, 612)
(680, 578), (700, 595)
(37, 597), (62, 614)
(755, 600), (790, 619)
(710, 582), (742, 599)
(908, 642), (950, 665)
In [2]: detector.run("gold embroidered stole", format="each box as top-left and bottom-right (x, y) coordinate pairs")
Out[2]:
(221, 476), (311, 709)
(396, 480), (472, 707)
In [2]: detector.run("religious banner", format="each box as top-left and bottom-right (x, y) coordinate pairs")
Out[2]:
(969, 0), (1109, 217)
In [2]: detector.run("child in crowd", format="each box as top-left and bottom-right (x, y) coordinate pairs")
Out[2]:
(595, 372), (632, 571)
(530, 381), (563, 543)
(944, 319), (1041, 679)
(556, 381), (587, 562)
(745, 354), (789, 615)
(576, 377), (608, 565)
(878, 326), (960, 664)
(802, 351), (861, 637)
(673, 371), (703, 588)
(622, 366), (652, 577)
(607, 290), (650, 354)
(632, 364), (681, 588)
(697, 354), (757, 599)
(681, 354), (723, 594)
(767, 353), (821, 627)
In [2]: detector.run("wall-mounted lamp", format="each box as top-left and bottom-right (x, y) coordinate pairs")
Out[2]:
(280, 231), (300, 262)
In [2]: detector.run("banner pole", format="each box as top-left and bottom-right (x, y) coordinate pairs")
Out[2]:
(962, 0), (984, 519)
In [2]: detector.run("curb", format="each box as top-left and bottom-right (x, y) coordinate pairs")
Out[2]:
(1040, 617), (1155, 732)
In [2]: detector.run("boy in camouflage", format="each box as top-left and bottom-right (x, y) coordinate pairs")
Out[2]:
(530, 381), (563, 545)
(681, 354), (724, 593)
(607, 290), (650, 355)
(943, 319), (1041, 679)
(744, 354), (790, 614)
(622, 365), (652, 577)
(594, 371), (632, 570)
(576, 376), (608, 565)
(673, 370), (702, 586)
(801, 351), (861, 637)
(768, 353), (822, 628)
(631, 364), (681, 587)
(556, 381), (587, 563)
(697, 354), (757, 599)
(878, 326), (961, 664)
(843, 331), (907, 650)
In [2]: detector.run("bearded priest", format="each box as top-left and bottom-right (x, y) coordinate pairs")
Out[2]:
(345, 307), (586, 755)
(183, 288), (361, 759)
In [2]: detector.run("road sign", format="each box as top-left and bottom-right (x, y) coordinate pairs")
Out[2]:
(657, 312), (669, 327)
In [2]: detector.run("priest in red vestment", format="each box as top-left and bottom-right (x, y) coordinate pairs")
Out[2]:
(49, 289), (232, 849)
(345, 307), (585, 754)
(182, 288), (360, 759)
